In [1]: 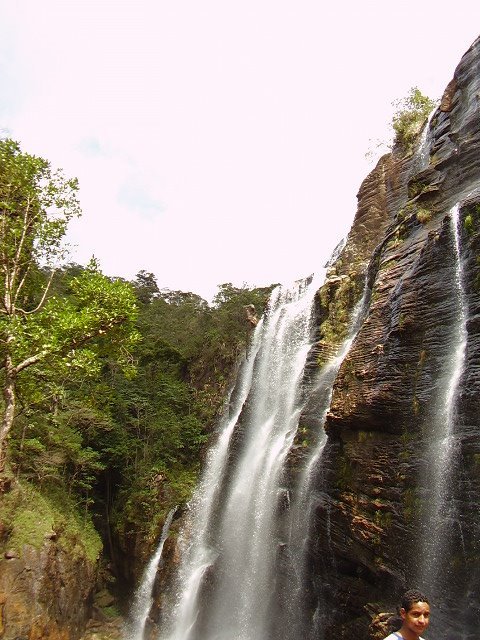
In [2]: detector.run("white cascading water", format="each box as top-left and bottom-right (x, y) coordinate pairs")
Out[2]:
(129, 507), (178, 640)
(297, 278), (370, 493)
(415, 108), (436, 171)
(280, 278), (371, 638)
(160, 273), (325, 640)
(419, 203), (468, 603)
(443, 204), (468, 458)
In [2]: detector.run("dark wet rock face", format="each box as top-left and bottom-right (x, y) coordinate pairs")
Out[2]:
(306, 35), (480, 640)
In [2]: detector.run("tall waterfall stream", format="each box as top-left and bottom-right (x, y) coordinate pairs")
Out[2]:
(159, 275), (324, 640)
(129, 507), (178, 640)
(151, 271), (375, 640)
(418, 203), (469, 633)
(276, 278), (371, 640)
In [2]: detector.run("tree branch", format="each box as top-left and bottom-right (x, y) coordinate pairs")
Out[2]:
(16, 269), (56, 315)
(13, 350), (48, 375)
(12, 315), (128, 376)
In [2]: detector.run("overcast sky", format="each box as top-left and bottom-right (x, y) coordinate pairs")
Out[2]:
(1, 1), (479, 301)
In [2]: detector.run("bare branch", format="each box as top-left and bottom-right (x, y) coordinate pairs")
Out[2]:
(16, 269), (56, 315)
(11, 195), (35, 294)
(12, 262), (32, 308)
(13, 350), (48, 375)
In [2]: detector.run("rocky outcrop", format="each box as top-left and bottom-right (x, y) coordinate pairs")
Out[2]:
(243, 304), (259, 327)
(0, 543), (96, 640)
(0, 481), (105, 640)
(306, 35), (480, 639)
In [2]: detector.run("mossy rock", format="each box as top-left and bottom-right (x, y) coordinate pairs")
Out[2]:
(0, 481), (102, 563)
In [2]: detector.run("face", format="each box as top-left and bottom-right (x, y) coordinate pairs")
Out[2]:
(400, 601), (430, 637)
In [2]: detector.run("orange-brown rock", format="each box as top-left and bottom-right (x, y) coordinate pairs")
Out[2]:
(0, 542), (96, 640)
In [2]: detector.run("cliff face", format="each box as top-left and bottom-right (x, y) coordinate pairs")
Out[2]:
(3, 35), (479, 640)
(308, 35), (480, 639)
(0, 482), (108, 640)
(0, 543), (96, 640)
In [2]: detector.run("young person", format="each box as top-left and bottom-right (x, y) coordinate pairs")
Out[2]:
(383, 589), (430, 640)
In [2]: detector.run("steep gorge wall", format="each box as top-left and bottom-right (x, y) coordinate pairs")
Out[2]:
(0, 540), (96, 640)
(308, 35), (480, 639)
(2, 34), (479, 640)
(0, 520), (130, 640)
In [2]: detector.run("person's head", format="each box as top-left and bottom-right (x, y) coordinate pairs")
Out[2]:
(399, 589), (430, 637)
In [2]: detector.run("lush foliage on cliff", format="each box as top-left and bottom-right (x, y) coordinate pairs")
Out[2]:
(392, 87), (436, 150)
(6, 267), (272, 555)
(0, 137), (274, 588)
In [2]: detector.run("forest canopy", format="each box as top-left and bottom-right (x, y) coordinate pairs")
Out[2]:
(0, 138), (275, 565)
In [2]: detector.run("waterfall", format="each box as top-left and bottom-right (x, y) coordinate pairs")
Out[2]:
(159, 274), (325, 640)
(129, 507), (178, 640)
(418, 203), (468, 626)
(415, 107), (436, 171)
(298, 278), (370, 490)
(275, 278), (371, 640)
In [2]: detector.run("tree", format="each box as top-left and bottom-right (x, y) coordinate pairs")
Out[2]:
(133, 270), (160, 304)
(0, 138), (139, 476)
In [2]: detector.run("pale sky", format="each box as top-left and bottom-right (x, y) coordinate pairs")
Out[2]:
(1, 1), (479, 301)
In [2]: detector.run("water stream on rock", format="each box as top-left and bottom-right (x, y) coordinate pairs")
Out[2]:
(159, 274), (324, 640)
(415, 108), (436, 171)
(418, 203), (468, 631)
(275, 278), (372, 640)
(129, 507), (178, 640)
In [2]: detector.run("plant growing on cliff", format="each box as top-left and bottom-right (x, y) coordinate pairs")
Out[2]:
(416, 208), (432, 224)
(392, 87), (436, 151)
(0, 138), (139, 477)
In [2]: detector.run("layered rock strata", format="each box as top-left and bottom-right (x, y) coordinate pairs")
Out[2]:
(307, 35), (480, 639)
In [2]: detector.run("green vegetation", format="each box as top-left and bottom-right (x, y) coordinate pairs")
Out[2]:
(0, 480), (102, 562)
(7, 268), (273, 546)
(374, 509), (392, 529)
(0, 139), (139, 475)
(464, 214), (474, 234)
(317, 274), (360, 367)
(336, 454), (354, 491)
(403, 487), (421, 523)
(408, 178), (428, 199)
(416, 208), (432, 224)
(462, 202), (480, 290)
(392, 87), (436, 151)
(357, 430), (374, 443)
(464, 203), (480, 234)
(0, 137), (275, 585)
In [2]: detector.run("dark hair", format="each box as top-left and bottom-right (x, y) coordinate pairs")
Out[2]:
(401, 589), (429, 612)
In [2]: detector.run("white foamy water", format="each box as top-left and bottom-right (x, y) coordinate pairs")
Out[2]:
(129, 507), (178, 640)
(419, 203), (468, 597)
(278, 277), (371, 639)
(415, 107), (437, 171)
(159, 273), (325, 640)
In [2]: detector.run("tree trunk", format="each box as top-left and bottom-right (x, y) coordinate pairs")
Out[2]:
(0, 358), (16, 476)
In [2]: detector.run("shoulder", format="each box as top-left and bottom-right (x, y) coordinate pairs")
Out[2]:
(382, 634), (401, 640)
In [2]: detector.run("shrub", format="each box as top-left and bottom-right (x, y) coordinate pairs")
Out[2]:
(416, 208), (432, 224)
(464, 213), (474, 234)
(392, 87), (436, 150)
